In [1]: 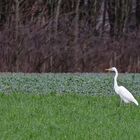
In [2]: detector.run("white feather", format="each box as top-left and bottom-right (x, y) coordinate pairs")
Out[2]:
(116, 86), (139, 106)
(106, 67), (139, 106)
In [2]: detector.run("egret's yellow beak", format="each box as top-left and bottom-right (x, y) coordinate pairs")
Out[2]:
(105, 68), (112, 71)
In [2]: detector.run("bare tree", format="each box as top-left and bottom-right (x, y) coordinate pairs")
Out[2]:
(136, 0), (140, 29)
(74, 0), (80, 71)
(54, 0), (62, 37)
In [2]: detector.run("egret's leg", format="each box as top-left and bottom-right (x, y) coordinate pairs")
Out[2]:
(120, 99), (122, 106)
(119, 98), (123, 106)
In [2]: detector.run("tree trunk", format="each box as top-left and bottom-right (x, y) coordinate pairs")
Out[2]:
(136, 0), (140, 29)
(74, 0), (81, 71)
(107, 0), (115, 37)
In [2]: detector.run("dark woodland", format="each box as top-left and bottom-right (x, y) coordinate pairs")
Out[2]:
(0, 0), (140, 73)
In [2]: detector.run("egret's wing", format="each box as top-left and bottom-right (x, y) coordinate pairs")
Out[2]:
(118, 86), (136, 102)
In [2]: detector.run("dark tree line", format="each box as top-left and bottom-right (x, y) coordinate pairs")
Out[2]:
(0, 0), (140, 72)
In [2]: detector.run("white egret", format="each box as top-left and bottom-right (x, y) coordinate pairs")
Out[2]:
(106, 67), (139, 106)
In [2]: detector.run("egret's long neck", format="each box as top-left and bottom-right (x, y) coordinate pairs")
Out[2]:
(114, 69), (118, 89)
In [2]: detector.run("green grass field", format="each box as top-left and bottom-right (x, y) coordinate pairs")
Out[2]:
(0, 73), (140, 140)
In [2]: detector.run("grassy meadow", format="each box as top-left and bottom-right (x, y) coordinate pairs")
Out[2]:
(0, 73), (140, 140)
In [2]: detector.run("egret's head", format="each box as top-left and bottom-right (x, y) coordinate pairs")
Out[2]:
(105, 67), (117, 72)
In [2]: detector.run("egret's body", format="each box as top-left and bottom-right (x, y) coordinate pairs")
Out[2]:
(106, 67), (138, 106)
